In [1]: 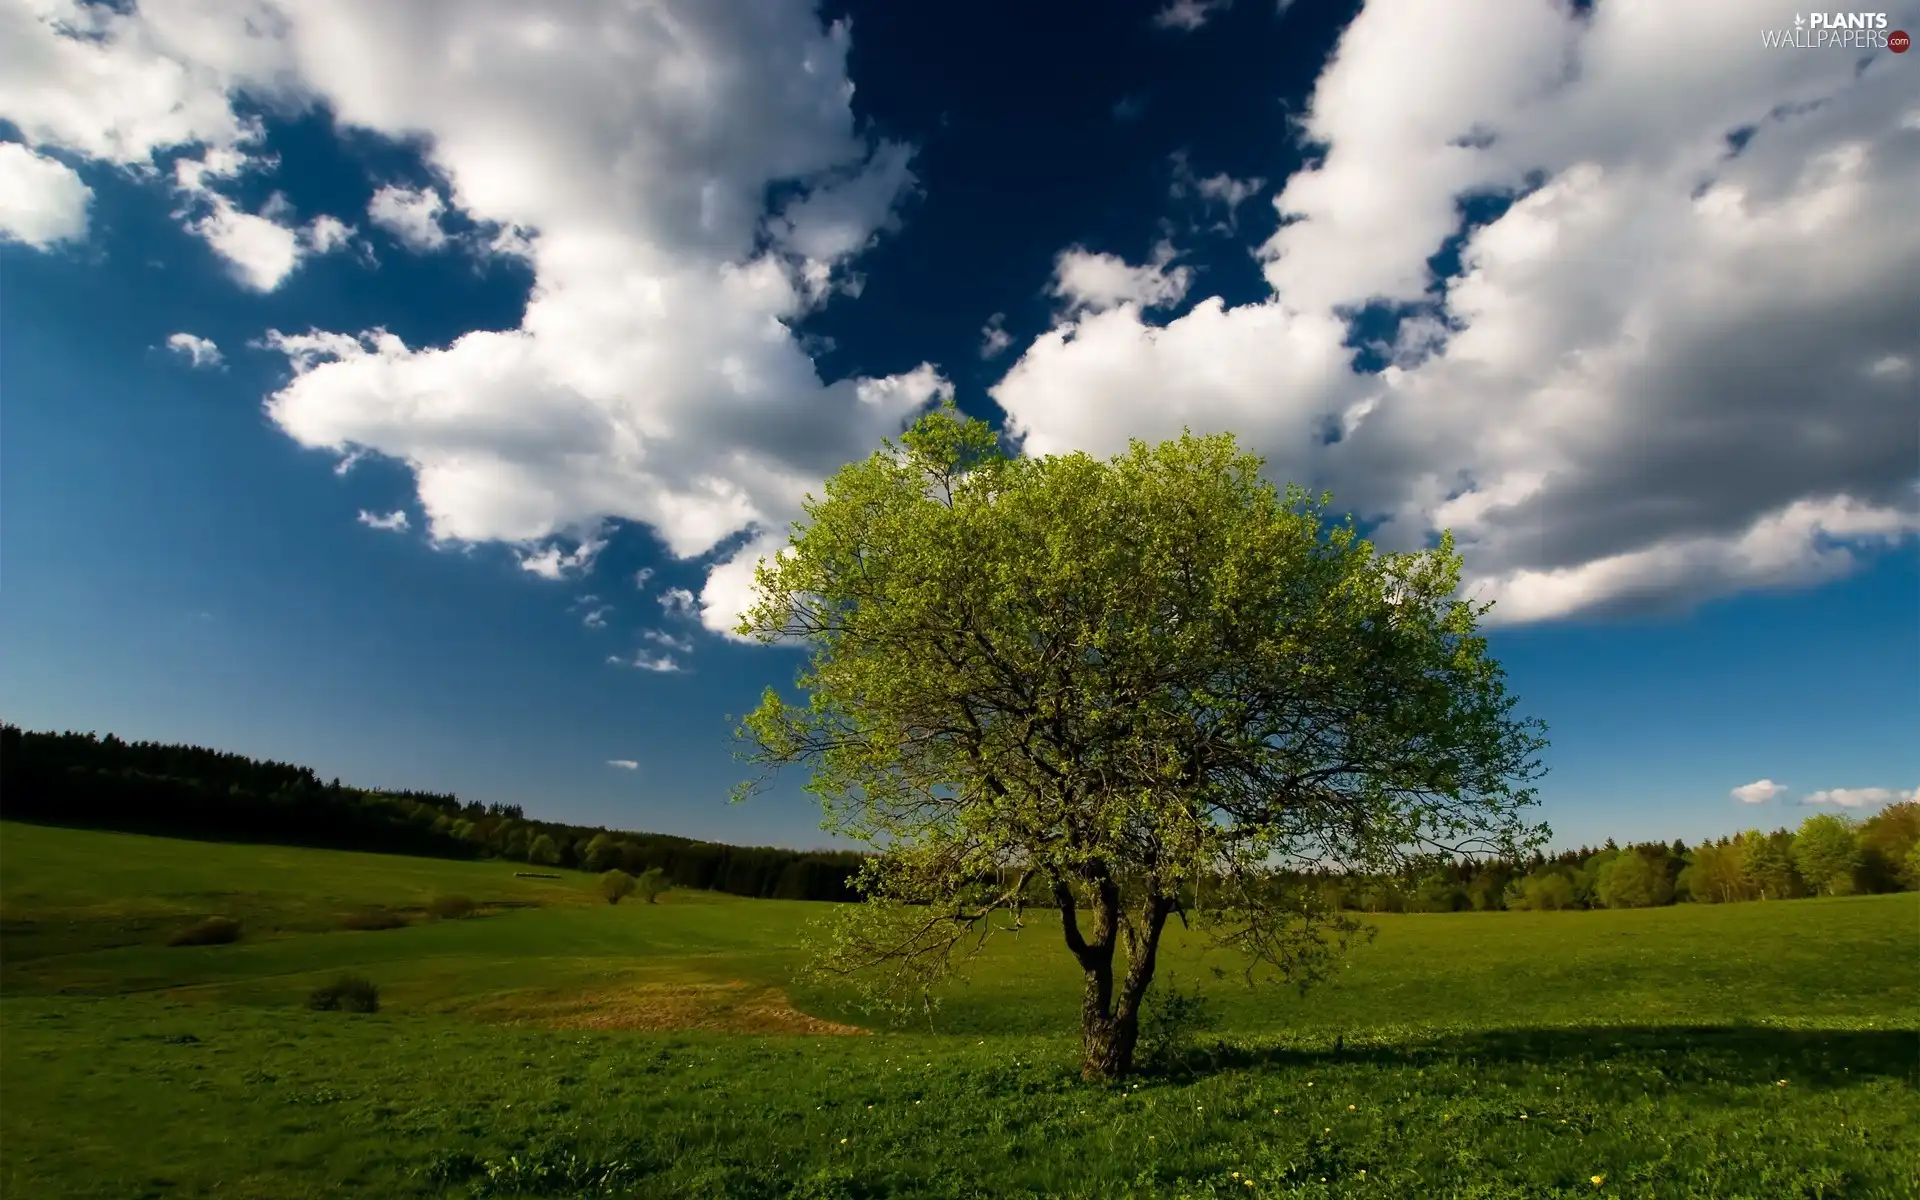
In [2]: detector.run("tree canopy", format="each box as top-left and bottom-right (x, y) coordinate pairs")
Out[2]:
(736, 408), (1549, 1078)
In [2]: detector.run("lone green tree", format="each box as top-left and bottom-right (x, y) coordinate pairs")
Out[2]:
(635, 867), (670, 904)
(734, 409), (1549, 1080)
(598, 868), (637, 905)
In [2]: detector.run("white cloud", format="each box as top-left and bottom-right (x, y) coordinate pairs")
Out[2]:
(357, 508), (410, 532)
(995, 0), (1920, 625)
(1051, 240), (1193, 316)
(614, 652), (683, 674)
(657, 587), (698, 617)
(581, 605), (611, 629)
(1154, 0), (1232, 32)
(633, 567), (655, 589)
(366, 184), (449, 252)
(642, 628), (693, 652)
(516, 535), (605, 581)
(173, 152), (305, 291)
(2, 5), (943, 632)
(1730, 779), (1786, 805)
(302, 213), (355, 254)
(980, 312), (1013, 359)
(1805, 786), (1917, 809)
(606, 759), (639, 769)
(166, 332), (223, 369)
(0, 142), (91, 248)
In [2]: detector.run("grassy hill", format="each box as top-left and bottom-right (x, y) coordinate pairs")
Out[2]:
(3, 821), (1915, 1198)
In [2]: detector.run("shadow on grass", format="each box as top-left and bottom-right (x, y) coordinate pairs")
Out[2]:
(1157, 1025), (1920, 1087)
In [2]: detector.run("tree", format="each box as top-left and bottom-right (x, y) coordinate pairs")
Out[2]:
(635, 866), (670, 904)
(528, 833), (561, 867)
(1519, 871), (1576, 911)
(1858, 801), (1920, 892)
(1680, 841), (1747, 903)
(735, 409), (1549, 1079)
(1792, 813), (1860, 896)
(1738, 829), (1802, 900)
(1595, 852), (1673, 908)
(582, 833), (619, 874)
(598, 869), (637, 904)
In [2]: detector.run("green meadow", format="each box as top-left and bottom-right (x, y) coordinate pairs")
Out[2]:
(2, 821), (1915, 1199)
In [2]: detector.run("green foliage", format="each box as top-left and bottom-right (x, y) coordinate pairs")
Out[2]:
(635, 867), (670, 904)
(1793, 814), (1861, 897)
(1739, 829), (1804, 900)
(426, 894), (477, 920)
(1905, 842), (1920, 890)
(527, 835), (561, 867)
(338, 907), (409, 931)
(1595, 853), (1674, 909)
(1135, 974), (1222, 1074)
(737, 407), (1549, 1074)
(305, 973), (379, 1013)
(165, 915), (242, 946)
(1518, 873), (1577, 911)
(598, 869), (637, 905)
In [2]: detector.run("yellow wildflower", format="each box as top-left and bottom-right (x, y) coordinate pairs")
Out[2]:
(1591, 1175), (1605, 1186)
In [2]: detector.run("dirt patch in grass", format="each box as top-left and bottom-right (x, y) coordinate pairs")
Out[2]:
(475, 980), (866, 1036)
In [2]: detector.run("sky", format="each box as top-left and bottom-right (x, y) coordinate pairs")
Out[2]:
(2, 0), (1916, 853)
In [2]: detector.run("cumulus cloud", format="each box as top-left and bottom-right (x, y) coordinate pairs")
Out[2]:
(166, 332), (224, 369)
(366, 184), (449, 253)
(1805, 786), (1917, 809)
(1051, 240), (1193, 316)
(1154, 0), (1232, 32)
(632, 567), (655, 589)
(4, 3), (945, 635)
(357, 508), (410, 532)
(0, 142), (92, 248)
(173, 151), (306, 291)
(995, 0), (1920, 625)
(581, 605), (610, 629)
(1730, 779), (1786, 805)
(606, 759), (639, 769)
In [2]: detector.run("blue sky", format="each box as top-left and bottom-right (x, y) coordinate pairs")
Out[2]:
(3, 0), (1915, 852)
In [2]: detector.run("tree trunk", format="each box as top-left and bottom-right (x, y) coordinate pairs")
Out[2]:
(1071, 888), (1173, 1081)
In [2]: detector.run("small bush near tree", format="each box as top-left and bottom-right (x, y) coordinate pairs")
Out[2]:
(166, 916), (242, 946)
(339, 907), (408, 931)
(1135, 975), (1221, 1075)
(426, 894), (477, 920)
(636, 867), (670, 904)
(307, 974), (379, 1013)
(598, 869), (637, 905)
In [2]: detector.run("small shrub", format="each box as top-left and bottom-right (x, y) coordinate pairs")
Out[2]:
(166, 916), (242, 946)
(1137, 974), (1220, 1074)
(339, 907), (409, 931)
(308, 974), (380, 1013)
(426, 894), (477, 920)
(599, 869), (637, 905)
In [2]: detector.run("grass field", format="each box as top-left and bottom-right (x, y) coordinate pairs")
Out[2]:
(2, 821), (1915, 1198)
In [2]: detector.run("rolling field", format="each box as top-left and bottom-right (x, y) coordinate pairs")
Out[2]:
(2, 821), (1916, 1199)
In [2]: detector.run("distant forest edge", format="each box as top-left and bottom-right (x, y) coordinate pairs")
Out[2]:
(0, 725), (865, 902)
(2, 725), (1915, 913)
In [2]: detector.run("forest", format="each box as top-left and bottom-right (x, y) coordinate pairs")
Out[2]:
(0, 725), (864, 902)
(3, 724), (1913, 913)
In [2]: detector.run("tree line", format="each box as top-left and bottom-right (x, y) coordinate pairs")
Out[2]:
(0, 725), (864, 902)
(1306, 807), (1919, 913)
